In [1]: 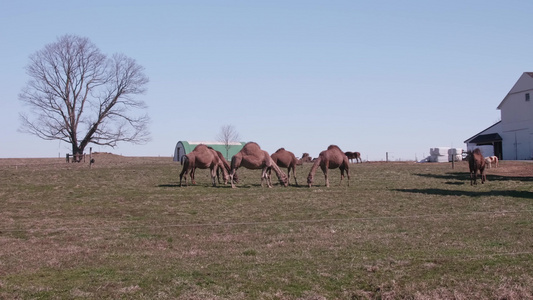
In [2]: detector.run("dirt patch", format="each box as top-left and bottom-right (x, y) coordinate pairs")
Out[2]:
(484, 160), (533, 177)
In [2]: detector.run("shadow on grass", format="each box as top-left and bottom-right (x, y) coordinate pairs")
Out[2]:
(158, 183), (231, 188)
(395, 188), (533, 199)
(415, 172), (533, 183)
(158, 182), (296, 189)
(159, 183), (180, 188)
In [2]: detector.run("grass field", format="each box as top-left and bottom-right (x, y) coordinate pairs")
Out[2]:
(1, 154), (533, 299)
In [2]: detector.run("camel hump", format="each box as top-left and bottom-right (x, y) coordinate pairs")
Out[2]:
(194, 144), (209, 151)
(327, 145), (341, 151)
(242, 142), (262, 154)
(275, 148), (285, 152)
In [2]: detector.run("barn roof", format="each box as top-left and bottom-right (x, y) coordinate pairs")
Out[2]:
(464, 121), (502, 144)
(468, 133), (502, 145)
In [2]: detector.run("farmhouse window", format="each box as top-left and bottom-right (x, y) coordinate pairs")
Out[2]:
(526, 93), (530, 101)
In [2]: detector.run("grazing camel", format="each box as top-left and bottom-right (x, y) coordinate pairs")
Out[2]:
(270, 148), (299, 186)
(467, 148), (486, 185)
(307, 145), (350, 188)
(230, 142), (288, 188)
(179, 144), (229, 187)
(485, 156), (499, 169)
(344, 151), (362, 163)
(300, 153), (312, 163)
(209, 147), (239, 185)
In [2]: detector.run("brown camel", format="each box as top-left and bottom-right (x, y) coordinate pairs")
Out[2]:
(307, 145), (350, 188)
(270, 148), (299, 186)
(179, 144), (229, 187)
(230, 142), (288, 188)
(300, 153), (312, 163)
(345, 151), (362, 163)
(467, 148), (486, 185)
(209, 147), (239, 185)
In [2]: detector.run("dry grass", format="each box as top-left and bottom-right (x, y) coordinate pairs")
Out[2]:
(1, 154), (533, 299)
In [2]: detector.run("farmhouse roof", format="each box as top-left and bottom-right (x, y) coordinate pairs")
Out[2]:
(497, 72), (533, 110)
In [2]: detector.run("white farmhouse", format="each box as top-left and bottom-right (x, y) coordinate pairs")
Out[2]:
(465, 72), (533, 160)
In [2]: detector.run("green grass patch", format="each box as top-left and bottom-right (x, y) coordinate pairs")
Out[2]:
(1, 158), (533, 298)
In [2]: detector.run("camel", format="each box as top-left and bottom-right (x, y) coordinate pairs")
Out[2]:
(179, 144), (229, 187)
(229, 142), (288, 188)
(300, 153), (312, 163)
(209, 147), (239, 184)
(485, 155), (499, 169)
(307, 145), (350, 188)
(345, 151), (362, 163)
(467, 148), (486, 185)
(270, 148), (299, 186)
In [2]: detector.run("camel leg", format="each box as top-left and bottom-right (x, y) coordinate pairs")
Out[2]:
(321, 166), (329, 188)
(222, 167), (229, 185)
(179, 158), (190, 187)
(181, 169), (189, 187)
(189, 168), (194, 184)
(230, 168), (238, 188)
(291, 167), (298, 186)
(339, 167), (350, 186)
(265, 167), (272, 187)
(179, 169), (186, 187)
(230, 171), (236, 188)
(230, 156), (242, 188)
(216, 167), (222, 184)
(321, 164), (330, 188)
(210, 167), (217, 187)
(347, 169), (350, 186)
(216, 165), (228, 185)
(261, 167), (272, 188)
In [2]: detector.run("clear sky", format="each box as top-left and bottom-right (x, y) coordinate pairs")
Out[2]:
(1, 1), (530, 161)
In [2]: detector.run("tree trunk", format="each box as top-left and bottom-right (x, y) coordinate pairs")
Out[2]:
(72, 144), (84, 163)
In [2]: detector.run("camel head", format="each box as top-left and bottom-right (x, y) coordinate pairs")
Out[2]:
(279, 174), (289, 187)
(307, 174), (313, 187)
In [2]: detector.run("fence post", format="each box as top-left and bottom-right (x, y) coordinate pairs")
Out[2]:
(452, 153), (455, 169)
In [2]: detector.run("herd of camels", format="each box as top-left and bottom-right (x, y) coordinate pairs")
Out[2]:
(179, 142), (361, 188)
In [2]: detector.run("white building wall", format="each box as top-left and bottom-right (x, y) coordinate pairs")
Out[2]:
(466, 145), (494, 158)
(499, 88), (533, 160)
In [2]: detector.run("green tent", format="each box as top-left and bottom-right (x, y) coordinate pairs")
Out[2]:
(173, 141), (246, 162)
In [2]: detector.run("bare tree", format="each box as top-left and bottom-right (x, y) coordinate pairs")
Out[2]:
(216, 125), (240, 160)
(19, 35), (150, 161)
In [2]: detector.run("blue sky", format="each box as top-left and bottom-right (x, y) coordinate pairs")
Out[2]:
(1, 1), (530, 160)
